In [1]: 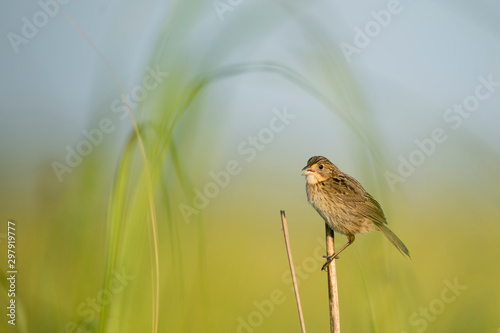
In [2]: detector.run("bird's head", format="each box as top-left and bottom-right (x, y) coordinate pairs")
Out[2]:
(301, 156), (334, 185)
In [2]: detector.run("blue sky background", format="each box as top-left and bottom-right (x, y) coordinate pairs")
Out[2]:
(1, 1), (499, 198)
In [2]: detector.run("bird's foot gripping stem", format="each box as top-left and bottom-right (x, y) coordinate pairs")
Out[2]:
(321, 235), (355, 271)
(321, 253), (339, 271)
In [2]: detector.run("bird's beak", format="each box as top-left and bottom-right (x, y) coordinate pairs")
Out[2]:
(301, 166), (314, 176)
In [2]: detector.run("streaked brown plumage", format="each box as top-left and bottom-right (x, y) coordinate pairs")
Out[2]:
(302, 156), (410, 270)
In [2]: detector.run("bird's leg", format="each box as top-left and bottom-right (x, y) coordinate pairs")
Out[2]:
(321, 235), (355, 271)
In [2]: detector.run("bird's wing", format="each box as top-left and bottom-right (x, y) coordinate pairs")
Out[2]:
(328, 174), (388, 226)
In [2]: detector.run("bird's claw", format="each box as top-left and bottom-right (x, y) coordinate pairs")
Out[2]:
(321, 254), (339, 271)
(322, 255), (339, 259)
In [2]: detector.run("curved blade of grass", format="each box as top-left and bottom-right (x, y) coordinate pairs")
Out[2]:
(57, 10), (161, 333)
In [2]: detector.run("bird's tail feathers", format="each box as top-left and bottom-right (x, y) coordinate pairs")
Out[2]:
(378, 224), (411, 258)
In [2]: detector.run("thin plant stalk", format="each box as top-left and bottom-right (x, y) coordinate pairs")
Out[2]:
(280, 210), (307, 333)
(325, 224), (340, 333)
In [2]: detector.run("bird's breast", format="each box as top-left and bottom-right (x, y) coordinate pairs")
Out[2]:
(306, 182), (374, 235)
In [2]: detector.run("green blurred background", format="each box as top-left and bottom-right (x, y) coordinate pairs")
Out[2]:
(1, 1), (499, 332)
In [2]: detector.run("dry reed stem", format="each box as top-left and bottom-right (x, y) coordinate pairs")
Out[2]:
(280, 210), (307, 333)
(325, 224), (340, 333)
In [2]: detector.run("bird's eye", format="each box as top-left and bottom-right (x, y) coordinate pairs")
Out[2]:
(319, 165), (324, 170)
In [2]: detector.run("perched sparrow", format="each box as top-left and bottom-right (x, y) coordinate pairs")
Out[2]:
(302, 156), (410, 270)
